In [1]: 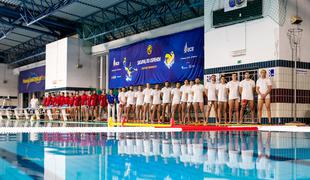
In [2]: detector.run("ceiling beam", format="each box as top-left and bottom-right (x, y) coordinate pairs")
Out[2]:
(79, 0), (203, 43)
(20, 0), (79, 26)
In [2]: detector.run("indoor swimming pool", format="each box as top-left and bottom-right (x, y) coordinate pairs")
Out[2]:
(0, 131), (310, 180)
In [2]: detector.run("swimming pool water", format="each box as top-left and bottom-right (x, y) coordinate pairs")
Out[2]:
(0, 131), (309, 180)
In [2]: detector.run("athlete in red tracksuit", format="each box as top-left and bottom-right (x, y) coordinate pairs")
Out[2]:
(58, 92), (65, 107)
(63, 93), (70, 106)
(51, 94), (57, 107)
(67, 92), (74, 120)
(73, 91), (81, 120)
(68, 93), (74, 107)
(81, 91), (90, 121)
(89, 90), (99, 121)
(52, 93), (60, 119)
(99, 90), (108, 121)
(44, 94), (49, 107)
(42, 95), (47, 107)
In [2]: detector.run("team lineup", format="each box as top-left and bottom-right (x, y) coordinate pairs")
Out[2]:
(40, 70), (272, 125)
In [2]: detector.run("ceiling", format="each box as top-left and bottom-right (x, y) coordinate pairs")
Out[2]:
(0, 0), (204, 67)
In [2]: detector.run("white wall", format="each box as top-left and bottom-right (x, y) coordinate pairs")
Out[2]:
(204, 17), (279, 69)
(46, 38), (98, 90)
(45, 38), (68, 89)
(67, 38), (98, 89)
(204, 0), (310, 70)
(279, 0), (310, 62)
(204, 0), (281, 69)
(92, 17), (204, 55)
(0, 63), (18, 97)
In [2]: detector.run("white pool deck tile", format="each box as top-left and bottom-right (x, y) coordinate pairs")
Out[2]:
(0, 126), (309, 133)
(0, 127), (182, 134)
(259, 126), (310, 132)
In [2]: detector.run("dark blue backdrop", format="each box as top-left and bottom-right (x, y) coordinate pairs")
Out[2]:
(108, 27), (204, 88)
(18, 66), (45, 93)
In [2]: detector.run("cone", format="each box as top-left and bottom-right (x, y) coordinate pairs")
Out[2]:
(108, 117), (113, 127)
(170, 118), (175, 126)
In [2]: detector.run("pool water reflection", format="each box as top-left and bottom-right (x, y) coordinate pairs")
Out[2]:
(0, 131), (310, 180)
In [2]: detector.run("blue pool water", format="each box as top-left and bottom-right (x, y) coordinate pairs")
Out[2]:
(0, 131), (310, 180)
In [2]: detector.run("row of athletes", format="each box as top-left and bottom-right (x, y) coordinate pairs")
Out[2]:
(116, 69), (272, 125)
(41, 90), (110, 121)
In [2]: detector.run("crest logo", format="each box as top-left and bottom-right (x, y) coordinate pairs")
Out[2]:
(164, 51), (175, 69)
(147, 45), (152, 55)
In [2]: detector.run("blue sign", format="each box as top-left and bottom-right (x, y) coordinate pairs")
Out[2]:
(18, 66), (45, 93)
(225, 0), (247, 12)
(268, 68), (275, 77)
(108, 27), (204, 88)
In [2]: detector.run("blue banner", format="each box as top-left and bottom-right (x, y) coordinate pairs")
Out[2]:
(108, 27), (204, 88)
(18, 66), (45, 93)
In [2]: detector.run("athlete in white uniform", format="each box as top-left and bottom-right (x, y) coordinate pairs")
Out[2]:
(125, 86), (135, 121)
(143, 83), (152, 122)
(216, 76), (228, 124)
(180, 80), (190, 124)
(205, 75), (218, 123)
(256, 69), (272, 124)
(192, 78), (207, 124)
(171, 82), (182, 123)
(161, 82), (172, 121)
(118, 87), (127, 121)
(187, 81), (194, 123)
(226, 73), (240, 124)
(151, 84), (161, 123)
(239, 71), (256, 123)
(135, 85), (144, 122)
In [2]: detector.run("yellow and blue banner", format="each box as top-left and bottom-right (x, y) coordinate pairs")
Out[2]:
(108, 27), (204, 88)
(18, 66), (45, 93)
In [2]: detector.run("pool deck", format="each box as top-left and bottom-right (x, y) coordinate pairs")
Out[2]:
(0, 124), (309, 133)
(0, 127), (182, 133)
(258, 125), (310, 132)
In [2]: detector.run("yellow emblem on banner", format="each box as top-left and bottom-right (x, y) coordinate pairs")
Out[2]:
(164, 51), (175, 69)
(147, 45), (152, 55)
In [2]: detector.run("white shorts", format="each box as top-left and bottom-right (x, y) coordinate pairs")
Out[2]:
(258, 94), (270, 100)
(162, 101), (171, 104)
(207, 101), (217, 106)
(126, 103), (135, 107)
(229, 98), (240, 102)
